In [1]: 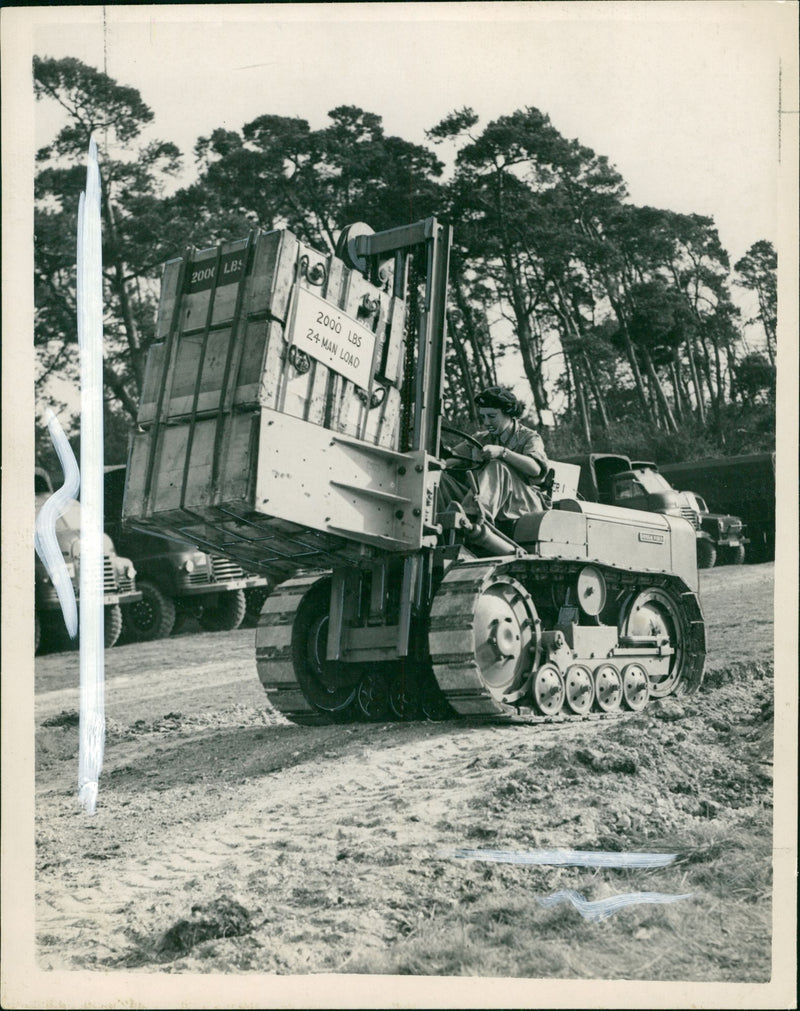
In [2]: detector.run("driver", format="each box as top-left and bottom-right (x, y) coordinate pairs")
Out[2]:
(442, 386), (549, 525)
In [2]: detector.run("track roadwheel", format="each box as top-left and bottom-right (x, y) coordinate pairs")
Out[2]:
(533, 663), (565, 716)
(697, 539), (717, 569)
(621, 663), (650, 711)
(564, 664), (595, 715)
(104, 605), (123, 648)
(594, 664), (622, 712)
(357, 670), (390, 721)
(293, 593), (359, 716)
(199, 589), (246, 631)
(388, 664), (420, 721)
(124, 580), (176, 641)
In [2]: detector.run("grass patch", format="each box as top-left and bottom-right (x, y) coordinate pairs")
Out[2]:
(158, 898), (254, 958)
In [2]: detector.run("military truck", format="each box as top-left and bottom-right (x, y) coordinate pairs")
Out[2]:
(564, 454), (746, 568)
(659, 454), (774, 563)
(104, 464), (271, 640)
(35, 467), (141, 653)
(121, 218), (704, 724)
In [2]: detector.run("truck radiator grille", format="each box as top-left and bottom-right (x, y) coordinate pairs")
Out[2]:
(103, 556), (117, 593)
(117, 573), (135, 593)
(186, 569), (213, 586)
(680, 507), (698, 528)
(211, 555), (245, 582)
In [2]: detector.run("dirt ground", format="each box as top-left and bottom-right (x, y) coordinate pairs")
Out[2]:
(32, 563), (777, 985)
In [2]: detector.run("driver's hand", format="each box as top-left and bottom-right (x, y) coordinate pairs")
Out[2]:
(481, 444), (505, 461)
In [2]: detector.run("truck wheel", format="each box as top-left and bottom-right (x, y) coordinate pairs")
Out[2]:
(104, 605), (123, 648)
(242, 586), (271, 627)
(697, 540), (717, 569)
(124, 580), (176, 640)
(726, 545), (746, 565)
(199, 589), (246, 631)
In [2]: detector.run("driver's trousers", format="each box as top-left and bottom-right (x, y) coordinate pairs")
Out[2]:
(439, 459), (545, 523)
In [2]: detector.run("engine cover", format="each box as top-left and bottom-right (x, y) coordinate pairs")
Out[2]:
(513, 499), (698, 591)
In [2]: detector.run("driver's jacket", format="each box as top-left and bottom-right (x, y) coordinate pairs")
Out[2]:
(455, 421), (547, 480)
(450, 420), (549, 522)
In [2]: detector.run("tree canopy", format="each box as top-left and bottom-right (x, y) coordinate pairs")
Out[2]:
(33, 56), (777, 464)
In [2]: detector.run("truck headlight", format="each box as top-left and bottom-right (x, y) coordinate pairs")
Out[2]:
(125, 563), (136, 579)
(183, 558), (195, 573)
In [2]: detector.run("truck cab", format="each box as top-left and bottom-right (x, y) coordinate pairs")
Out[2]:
(104, 465), (272, 639)
(35, 467), (141, 652)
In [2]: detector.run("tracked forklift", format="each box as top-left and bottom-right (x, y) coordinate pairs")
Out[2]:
(122, 217), (705, 724)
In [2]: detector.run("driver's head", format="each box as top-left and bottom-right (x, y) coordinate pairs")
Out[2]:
(475, 386), (524, 419)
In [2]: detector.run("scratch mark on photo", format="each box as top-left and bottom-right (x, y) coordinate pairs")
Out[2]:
(444, 848), (678, 869)
(77, 136), (105, 816)
(538, 889), (693, 922)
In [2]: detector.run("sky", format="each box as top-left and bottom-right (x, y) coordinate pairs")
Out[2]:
(28, 2), (787, 265)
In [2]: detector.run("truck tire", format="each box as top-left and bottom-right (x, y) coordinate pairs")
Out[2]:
(697, 539), (717, 569)
(242, 586), (271, 628)
(726, 544), (746, 565)
(199, 589), (246, 631)
(123, 579), (176, 640)
(104, 604), (123, 648)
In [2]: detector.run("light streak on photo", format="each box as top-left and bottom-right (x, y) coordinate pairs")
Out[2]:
(445, 848), (678, 869)
(76, 136), (105, 816)
(537, 888), (694, 922)
(33, 409), (80, 638)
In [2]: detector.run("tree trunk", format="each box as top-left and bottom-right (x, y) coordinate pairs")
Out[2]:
(685, 335), (706, 424)
(102, 191), (144, 394)
(580, 351), (610, 429)
(669, 357), (684, 421)
(641, 349), (678, 432)
(450, 273), (494, 388)
(103, 363), (139, 422)
(607, 296), (653, 421)
(573, 358), (593, 449)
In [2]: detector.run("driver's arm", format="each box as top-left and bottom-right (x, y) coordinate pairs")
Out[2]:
(445, 437), (483, 468)
(482, 443), (544, 479)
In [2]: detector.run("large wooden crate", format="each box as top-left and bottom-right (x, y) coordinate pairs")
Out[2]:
(123, 227), (441, 578)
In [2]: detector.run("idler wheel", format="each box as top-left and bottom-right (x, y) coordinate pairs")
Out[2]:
(593, 663), (622, 712)
(532, 662), (565, 716)
(564, 663), (595, 715)
(622, 663), (650, 711)
(620, 587), (687, 697)
(295, 606), (359, 714)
